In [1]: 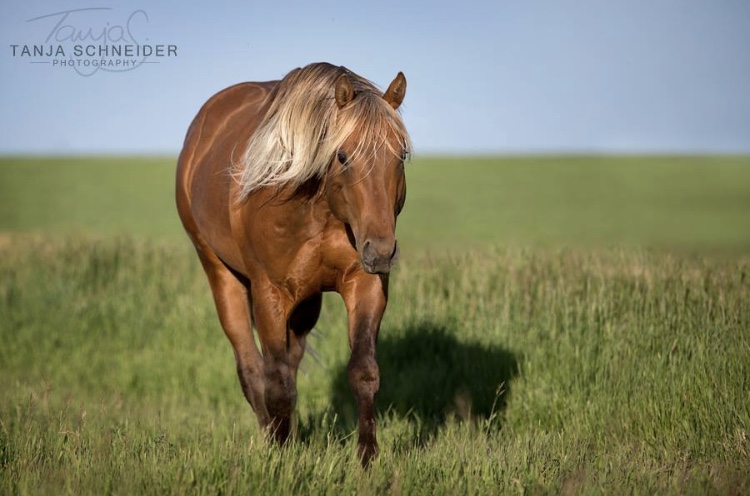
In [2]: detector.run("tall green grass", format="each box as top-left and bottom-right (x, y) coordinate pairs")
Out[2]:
(1, 236), (748, 494)
(2, 155), (749, 493)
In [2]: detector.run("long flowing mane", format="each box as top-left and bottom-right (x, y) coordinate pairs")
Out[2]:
(235, 62), (411, 198)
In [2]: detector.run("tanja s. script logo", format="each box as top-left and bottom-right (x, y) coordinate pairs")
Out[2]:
(9, 7), (178, 76)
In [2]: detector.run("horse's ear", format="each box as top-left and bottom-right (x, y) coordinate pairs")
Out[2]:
(335, 74), (355, 109)
(383, 72), (407, 110)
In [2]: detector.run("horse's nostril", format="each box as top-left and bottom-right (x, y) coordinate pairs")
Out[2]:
(362, 240), (375, 261)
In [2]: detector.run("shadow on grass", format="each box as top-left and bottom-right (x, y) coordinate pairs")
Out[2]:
(302, 320), (518, 446)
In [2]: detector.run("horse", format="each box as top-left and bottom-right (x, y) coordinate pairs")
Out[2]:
(175, 62), (410, 466)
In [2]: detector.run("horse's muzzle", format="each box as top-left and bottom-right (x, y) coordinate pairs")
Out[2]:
(361, 239), (399, 274)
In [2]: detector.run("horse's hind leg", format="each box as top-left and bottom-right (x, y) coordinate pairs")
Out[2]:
(288, 294), (322, 379)
(279, 295), (321, 436)
(194, 246), (270, 429)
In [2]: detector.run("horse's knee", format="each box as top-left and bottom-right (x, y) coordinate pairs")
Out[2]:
(348, 355), (380, 398)
(235, 361), (270, 419)
(348, 354), (380, 467)
(264, 360), (296, 416)
(261, 360), (296, 443)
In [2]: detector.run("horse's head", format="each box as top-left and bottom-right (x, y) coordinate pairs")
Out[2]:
(325, 72), (409, 274)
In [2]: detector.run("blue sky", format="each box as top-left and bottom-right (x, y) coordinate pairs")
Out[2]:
(1, 0), (749, 155)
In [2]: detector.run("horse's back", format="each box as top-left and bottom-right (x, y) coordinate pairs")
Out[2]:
(176, 80), (277, 266)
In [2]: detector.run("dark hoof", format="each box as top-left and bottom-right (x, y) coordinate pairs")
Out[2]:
(267, 417), (291, 445)
(358, 442), (379, 468)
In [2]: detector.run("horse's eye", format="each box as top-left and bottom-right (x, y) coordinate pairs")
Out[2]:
(400, 149), (408, 162)
(337, 151), (348, 166)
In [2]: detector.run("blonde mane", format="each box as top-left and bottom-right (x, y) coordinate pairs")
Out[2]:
(235, 62), (411, 198)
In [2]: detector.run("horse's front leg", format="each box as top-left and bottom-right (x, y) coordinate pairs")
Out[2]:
(341, 273), (388, 466)
(251, 281), (298, 444)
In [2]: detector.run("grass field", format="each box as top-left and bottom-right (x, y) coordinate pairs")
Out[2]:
(1, 156), (749, 494)
(2, 155), (750, 251)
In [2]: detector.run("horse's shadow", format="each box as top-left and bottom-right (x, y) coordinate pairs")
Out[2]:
(301, 320), (519, 447)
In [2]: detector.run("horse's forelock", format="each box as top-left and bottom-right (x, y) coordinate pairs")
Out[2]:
(235, 63), (410, 199)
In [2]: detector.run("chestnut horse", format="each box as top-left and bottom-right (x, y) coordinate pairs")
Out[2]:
(176, 62), (410, 465)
